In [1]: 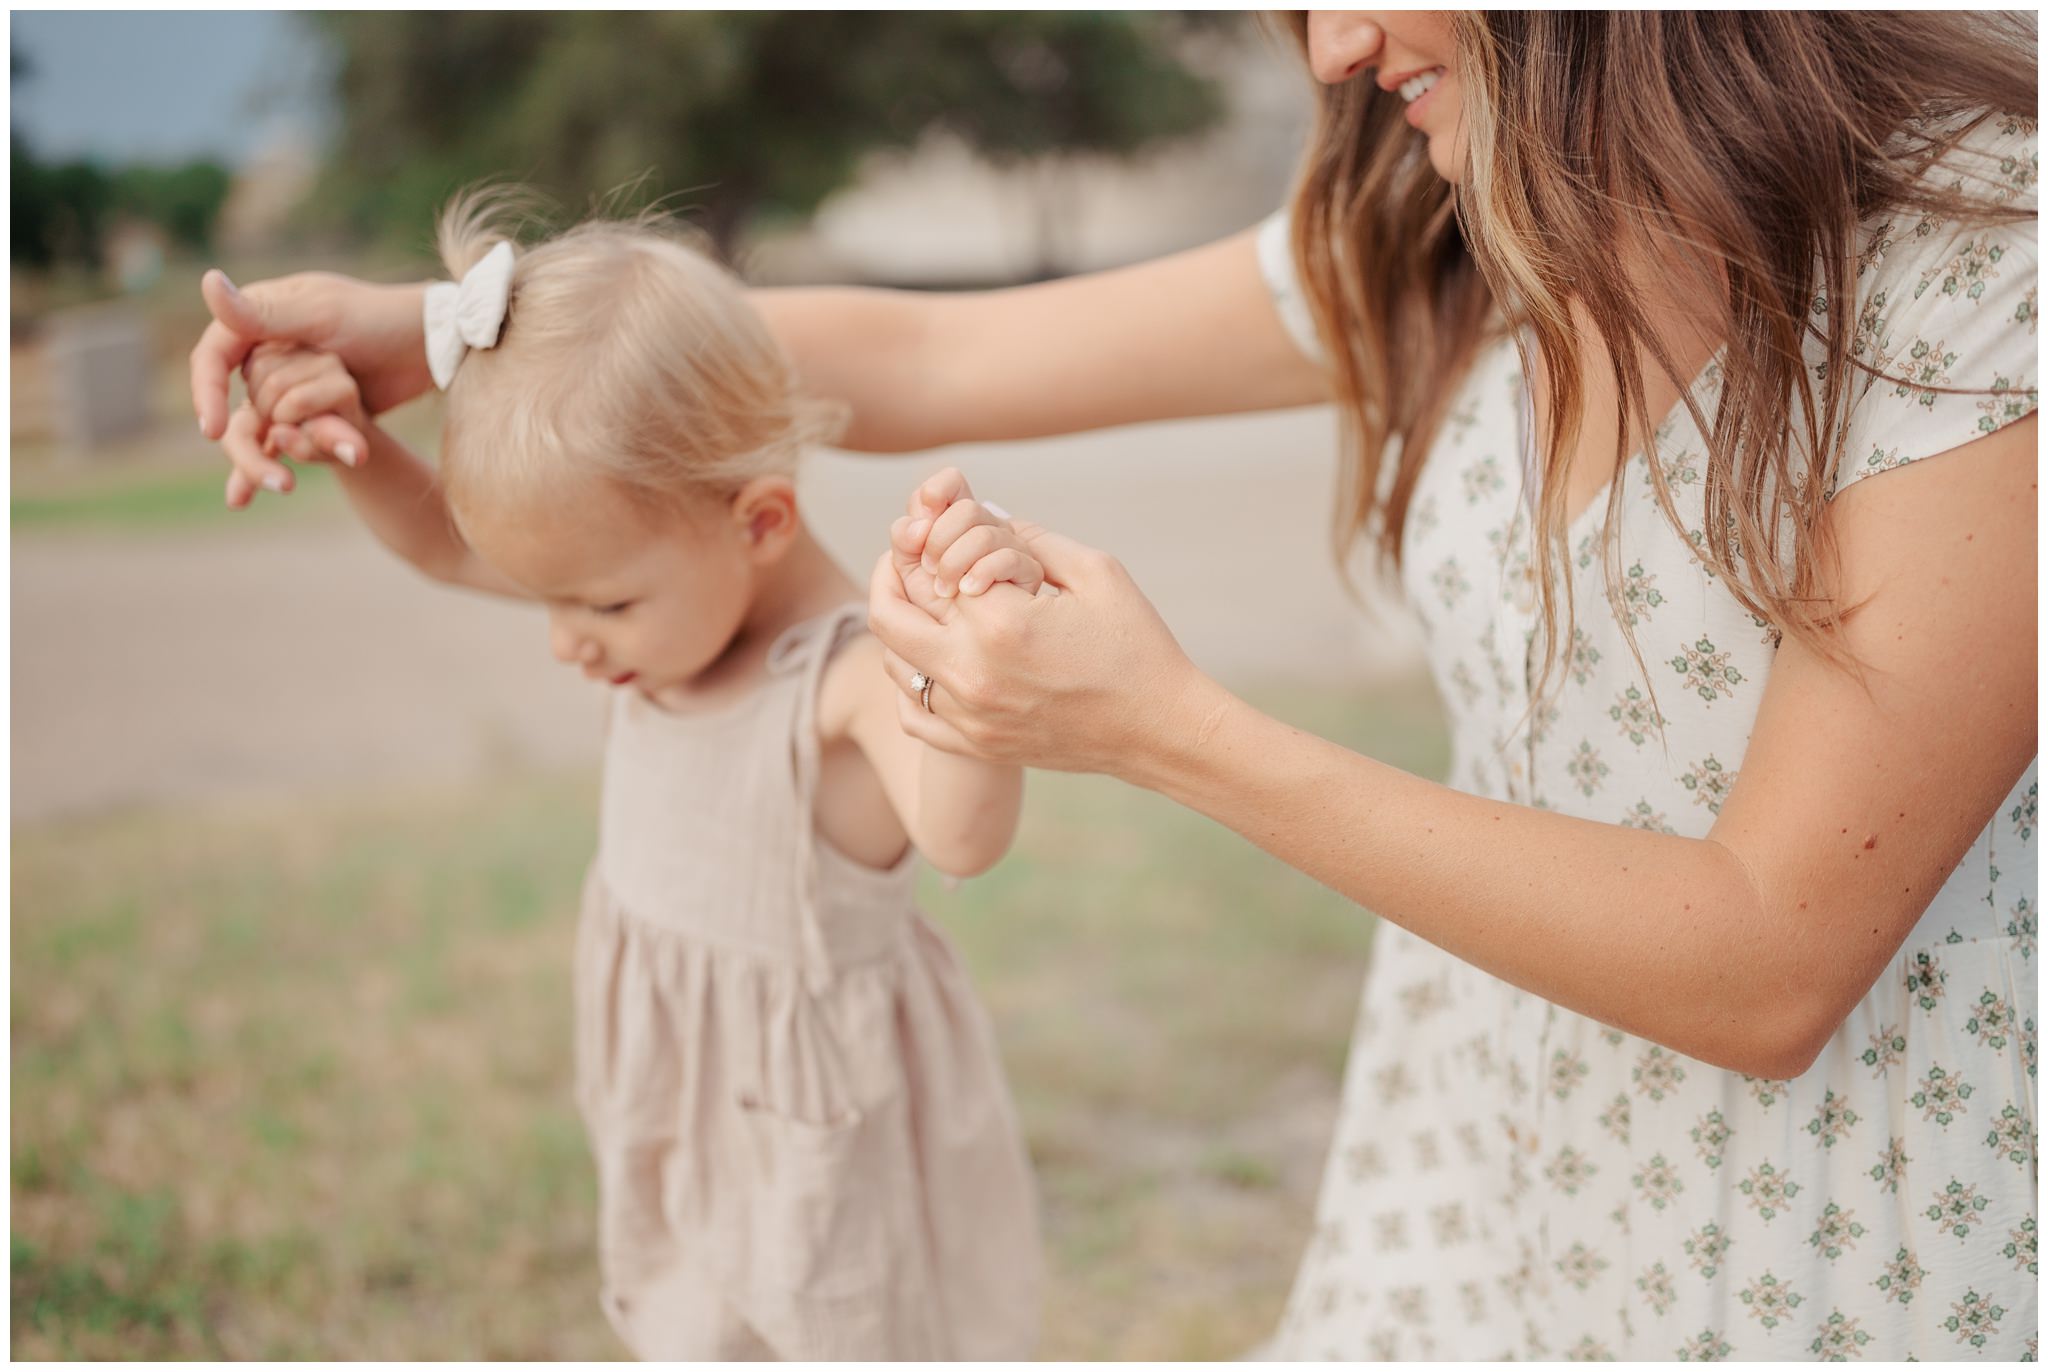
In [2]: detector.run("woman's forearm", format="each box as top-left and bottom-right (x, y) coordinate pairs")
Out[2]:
(1136, 675), (1823, 1079)
(753, 287), (958, 452)
(751, 231), (1329, 455)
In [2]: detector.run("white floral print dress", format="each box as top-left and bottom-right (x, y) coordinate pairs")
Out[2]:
(1260, 115), (2038, 1360)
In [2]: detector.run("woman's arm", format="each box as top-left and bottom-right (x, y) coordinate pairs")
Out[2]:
(869, 416), (2037, 1079)
(192, 224), (1332, 490)
(754, 225), (1329, 452)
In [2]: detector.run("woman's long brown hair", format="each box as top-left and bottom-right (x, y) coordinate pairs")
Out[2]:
(1280, 12), (2036, 706)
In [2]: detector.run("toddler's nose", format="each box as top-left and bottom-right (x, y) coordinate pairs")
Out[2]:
(548, 620), (596, 666)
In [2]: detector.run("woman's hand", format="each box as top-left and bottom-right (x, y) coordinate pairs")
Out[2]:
(190, 269), (434, 502)
(215, 343), (376, 503)
(867, 512), (1215, 779)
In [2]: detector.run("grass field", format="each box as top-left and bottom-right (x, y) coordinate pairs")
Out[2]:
(11, 679), (1449, 1359)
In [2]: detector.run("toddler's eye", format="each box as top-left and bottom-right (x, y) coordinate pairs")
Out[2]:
(592, 601), (634, 617)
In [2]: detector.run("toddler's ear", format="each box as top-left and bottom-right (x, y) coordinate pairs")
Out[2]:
(731, 475), (800, 560)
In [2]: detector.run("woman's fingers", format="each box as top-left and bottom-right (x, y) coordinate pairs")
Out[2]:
(1011, 518), (1101, 590)
(192, 269), (329, 438)
(868, 550), (951, 667)
(889, 515), (926, 573)
(877, 643), (981, 749)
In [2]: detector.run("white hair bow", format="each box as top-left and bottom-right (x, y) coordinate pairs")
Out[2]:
(423, 240), (515, 390)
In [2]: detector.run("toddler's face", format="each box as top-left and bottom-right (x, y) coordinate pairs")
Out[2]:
(460, 483), (756, 693)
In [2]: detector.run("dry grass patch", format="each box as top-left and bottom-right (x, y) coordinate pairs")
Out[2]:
(14, 678), (1447, 1358)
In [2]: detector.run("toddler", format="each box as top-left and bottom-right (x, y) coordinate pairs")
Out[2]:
(227, 192), (1042, 1359)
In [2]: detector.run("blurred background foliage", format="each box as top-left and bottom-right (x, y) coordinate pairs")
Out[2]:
(12, 14), (1238, 282)
(306, 11), (1232, 258)
(11, 50), (231, 273)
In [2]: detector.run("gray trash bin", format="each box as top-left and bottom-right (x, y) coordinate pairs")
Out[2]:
(44, 304), (153, 450)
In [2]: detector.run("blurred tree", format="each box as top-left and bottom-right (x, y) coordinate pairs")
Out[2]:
(11, 150), (111, 272)
(11, 44), (231, 271)
(110, 163), (235, 254)
(304, 12), (1234, 267)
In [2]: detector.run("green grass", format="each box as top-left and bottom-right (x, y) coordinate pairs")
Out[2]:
(11, 679), (1449, 1359)
(8, 468), (342, 530)
(10, 329), (443, 533)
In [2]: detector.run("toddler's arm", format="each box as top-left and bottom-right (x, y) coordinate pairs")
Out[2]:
(827, 631), (1027, 879)
(226, 343), (527, 599)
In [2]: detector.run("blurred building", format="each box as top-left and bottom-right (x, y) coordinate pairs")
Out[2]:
(216, 130), (322, 256)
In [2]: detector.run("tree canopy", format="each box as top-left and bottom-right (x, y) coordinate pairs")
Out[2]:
(307, 12), (1233, 258)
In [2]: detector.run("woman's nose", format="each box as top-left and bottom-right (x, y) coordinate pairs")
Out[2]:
(1306, 11), (1385, 86)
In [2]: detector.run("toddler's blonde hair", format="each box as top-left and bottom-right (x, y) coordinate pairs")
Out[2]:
(433, 186), (842, 524)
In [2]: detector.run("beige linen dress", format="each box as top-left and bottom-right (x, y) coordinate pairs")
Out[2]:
(1259, 114), (2038, 1359)
(574, 601), (1041, 1358)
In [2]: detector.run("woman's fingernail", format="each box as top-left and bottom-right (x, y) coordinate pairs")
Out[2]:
(263, 473), (287, 493)
(219, 272), (242, 301)
(961, 577), (982, 595)
(935, 580), (953, 598)
(984, 501), (1010, 520)
(907, 519), (930, 543)
(335, 442), (359, 467)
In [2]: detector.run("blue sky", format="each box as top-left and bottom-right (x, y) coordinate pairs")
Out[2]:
(11, 10), (332, 167)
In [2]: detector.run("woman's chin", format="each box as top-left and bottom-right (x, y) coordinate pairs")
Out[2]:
(1423, 132), (1468, 186)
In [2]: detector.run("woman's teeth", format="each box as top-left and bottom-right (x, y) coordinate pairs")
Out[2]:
(1399, 68), (1444, 104)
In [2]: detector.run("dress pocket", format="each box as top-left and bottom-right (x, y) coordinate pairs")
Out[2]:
(735, 1091), (892, 1298)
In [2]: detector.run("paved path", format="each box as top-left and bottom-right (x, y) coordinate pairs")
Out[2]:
(13, 408), (1427, 823)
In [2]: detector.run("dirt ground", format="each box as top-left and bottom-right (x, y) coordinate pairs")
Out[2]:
(13, 406), (1429, 824)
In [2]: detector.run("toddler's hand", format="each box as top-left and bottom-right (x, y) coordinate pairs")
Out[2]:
(219, 342), (372, 506)
(892, 466), (1047, 603)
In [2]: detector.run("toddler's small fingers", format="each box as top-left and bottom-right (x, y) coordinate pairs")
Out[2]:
(225, 467), (256, 510)
(912, 465), (972, 519)
(249, 349), (329, 420)
(932, 522), (1010, 596)
(268, 421), (318, 468)
(241, 341), (298, 405)
(270, 370), (358, 426)
(922, 497), (1001, 575)
(959, 548), (1045, 598)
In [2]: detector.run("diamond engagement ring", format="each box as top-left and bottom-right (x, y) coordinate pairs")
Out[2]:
(909, 671), (936, 713)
